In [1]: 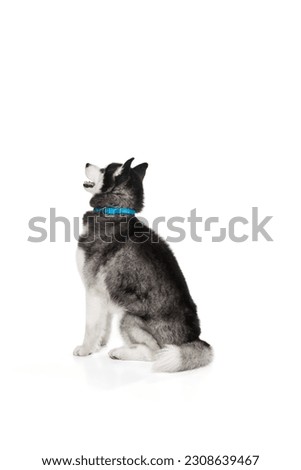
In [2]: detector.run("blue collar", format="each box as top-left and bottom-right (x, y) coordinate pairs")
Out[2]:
(93, 207), (136, 216)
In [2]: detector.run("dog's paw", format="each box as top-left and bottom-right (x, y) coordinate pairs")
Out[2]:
(108, 348), (124, 360)
(73, 345), (92, 356)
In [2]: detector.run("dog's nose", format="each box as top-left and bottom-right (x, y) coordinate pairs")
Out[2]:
(86, 163), (90, 168)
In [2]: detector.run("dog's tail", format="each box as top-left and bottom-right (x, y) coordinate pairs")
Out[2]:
(153, 339), (213, 373)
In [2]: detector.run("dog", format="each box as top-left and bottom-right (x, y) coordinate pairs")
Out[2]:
(74, 158), (213, 372)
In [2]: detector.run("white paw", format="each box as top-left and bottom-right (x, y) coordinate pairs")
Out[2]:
(73, 345), (92, 356)
(108, 347), (123, 360)
(152, 345), (182, 372)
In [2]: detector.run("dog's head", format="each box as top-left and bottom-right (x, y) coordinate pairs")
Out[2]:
(83, 158), (148, 212)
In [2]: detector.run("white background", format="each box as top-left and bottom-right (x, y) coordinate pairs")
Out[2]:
(0, 1), (300, 469)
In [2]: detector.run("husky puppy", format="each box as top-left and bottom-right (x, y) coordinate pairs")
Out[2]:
(74, 158), (213, 372)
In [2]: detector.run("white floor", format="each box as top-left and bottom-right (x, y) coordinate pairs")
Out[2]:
(2, 303), (299, 469)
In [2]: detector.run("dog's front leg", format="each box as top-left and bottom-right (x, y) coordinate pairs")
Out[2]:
(73, 289), (109, 356)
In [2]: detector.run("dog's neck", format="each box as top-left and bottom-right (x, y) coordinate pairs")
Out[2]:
(79, 208), (143, 246)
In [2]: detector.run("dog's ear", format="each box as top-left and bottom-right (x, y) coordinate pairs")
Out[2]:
(116, 157), (135, 183)
(122, 158), (135, 176)
(133, 163), (148, 181)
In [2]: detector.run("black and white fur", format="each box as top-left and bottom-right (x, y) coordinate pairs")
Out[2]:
(74, 158), (213, 372)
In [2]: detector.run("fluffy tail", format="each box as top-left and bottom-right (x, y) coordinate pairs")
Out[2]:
(153, 339), (213, 373)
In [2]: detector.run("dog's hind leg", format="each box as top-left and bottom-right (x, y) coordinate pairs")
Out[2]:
(108, 344), (154, 361)
(108, 314), (160, 362)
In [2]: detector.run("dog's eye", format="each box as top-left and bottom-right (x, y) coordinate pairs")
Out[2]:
(100, 169), (104, 173)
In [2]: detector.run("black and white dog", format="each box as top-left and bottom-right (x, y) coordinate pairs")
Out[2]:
(74, 158), (213, 372)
